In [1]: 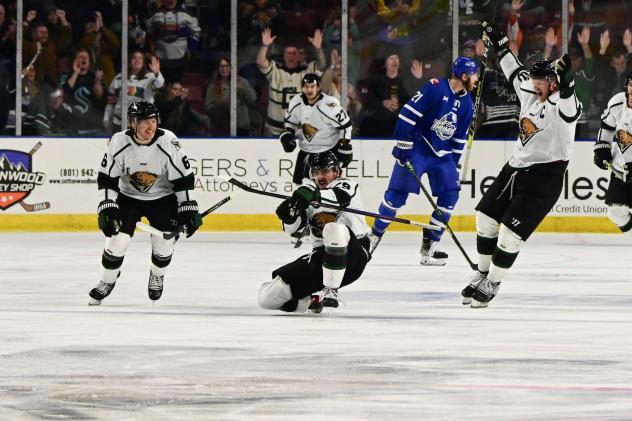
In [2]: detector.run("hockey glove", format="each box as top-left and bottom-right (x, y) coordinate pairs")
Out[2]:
(593, 141), (612, 170)
(276, 198), (301, 224)
(279, 129), (297, 153)
(177, 200), (203, 238)
(336, 139), (353, 167)
(555, 54), (575, 98)
(392, 140), (413, 166)
(97, 199), (122, 237)
(481, 21), (509, 54)
(292, 185), (320, 209)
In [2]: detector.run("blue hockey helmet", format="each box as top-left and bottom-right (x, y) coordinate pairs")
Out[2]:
(452, 56), (479, 78)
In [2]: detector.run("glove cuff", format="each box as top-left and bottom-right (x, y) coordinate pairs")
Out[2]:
(594, 142), (611, 150)
(97, 200), (119, 214)
(395, 140), (413, 149)
(178, 200), (199, 213)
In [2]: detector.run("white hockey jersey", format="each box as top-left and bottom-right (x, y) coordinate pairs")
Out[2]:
(599, 92), (632, 173)
(97, 128), (194, 203)
(104, 71), (165, 126)
(284, 93), (352, 153)
(500, 52), (581, 168)
(283, 177), (370, 247)
(145, 8), (200, 60)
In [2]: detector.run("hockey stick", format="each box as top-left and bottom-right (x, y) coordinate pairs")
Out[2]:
(460, 0), (500, 182)
(135, 188), (241, 239)
(21, 42), (43, 79)
(404, 162), (478, 270)
(228, 177), (441, 231)
(18, 141), (51, 212)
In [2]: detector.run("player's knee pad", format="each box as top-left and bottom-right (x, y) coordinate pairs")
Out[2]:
(323, 223), (349, 289)
(436, 189), (459, 209)
(151, 236), (176, 268)
(323, 222), (350, 250)
(258, 275), (293, 310)
(102, 233), (131, 270)
(383, 189), (408, 210)
(476, 211), (499, 238)
(492, 224), (523, 269)
(607, 205), (632, 232)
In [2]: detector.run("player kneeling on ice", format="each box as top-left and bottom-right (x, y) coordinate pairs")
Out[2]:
(461, 22), (580, 308)
(89, 101), (202, 305)
(593, 72), (632, 235)
(258, 151), (371, 313)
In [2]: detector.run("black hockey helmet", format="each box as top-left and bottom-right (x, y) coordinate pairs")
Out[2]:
(308, 151), (340, 174)
(302, 73), (321, 87)
(128, 101), (160, 124)
(529, 59), (556, 80)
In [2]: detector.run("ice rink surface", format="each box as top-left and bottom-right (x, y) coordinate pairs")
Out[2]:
(1, 231), (632, 420)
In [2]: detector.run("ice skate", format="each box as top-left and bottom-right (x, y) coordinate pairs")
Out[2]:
(461, 271), (488, 305)
(470, 279), (501, 308)
(419, 238), (448, 266)
(89, 281), (116, 305)
(321, 287), (339, 308)
(308, 294), (323, 313)
(148, 271), (164, 301)
(369, 232), (382, 254)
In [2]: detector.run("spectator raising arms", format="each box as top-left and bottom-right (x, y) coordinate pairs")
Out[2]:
(156, 82), (209, 137)
(79, 11), (120, 87)
(103, 52), (165, 134)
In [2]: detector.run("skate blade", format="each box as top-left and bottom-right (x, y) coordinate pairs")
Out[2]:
(470, 300), (488, 308)
(419, 260), (447, 266)
(462, 297), (472, 305)
(88, 298), (102, 306)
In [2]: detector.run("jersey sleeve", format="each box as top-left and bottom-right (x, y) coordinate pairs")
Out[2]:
(450, 100), (474, 163)
(394, 80), (441, 141)
(97, 136), (127, 203)
(598, 94), (623, 144)
(158, 135), (195, 203)
(319, 179), (358, 210)
(283, 96), (302, 131)
(317, 99), (353, 140)
(499, 51), (535, 105)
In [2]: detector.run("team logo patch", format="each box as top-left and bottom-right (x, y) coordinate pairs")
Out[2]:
(616, 129), (632, 152)
(309, 212), (337, 237)
(127, 170), (159, 192)
(431, 112), (457, 141)
(302, 123), (319, 142)
(0, 142), (49, 211)
(326, 101), (336, 108)
(519, 117), (543, 146)
(171, 138), (182, 150)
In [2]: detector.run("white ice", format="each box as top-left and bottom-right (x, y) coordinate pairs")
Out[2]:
(1, 231), (632, 420)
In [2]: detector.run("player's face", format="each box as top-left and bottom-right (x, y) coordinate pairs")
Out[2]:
(302, 83), (320, 102)
(464, 73), (479, 92)
(312, 167), (338, 189)
(627, 81), (632, 106)
(531, 78), (551, 101)
(134, 117), (157, 143)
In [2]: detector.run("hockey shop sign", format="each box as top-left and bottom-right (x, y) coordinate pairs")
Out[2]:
(0, 143), (49, 212)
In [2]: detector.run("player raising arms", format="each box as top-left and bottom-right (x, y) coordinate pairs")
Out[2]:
(258, 151), (371, 314)
(89, 101), (202, 305)
(461, 22), (581, 308)
(593, 72), (632, 234)
(370, 57), (478, 265)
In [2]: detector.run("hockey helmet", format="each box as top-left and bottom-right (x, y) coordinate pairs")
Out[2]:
(452, 56), (479, 78)
(529, 59), (556, 80)
(625, 71), (632, 89)
(128, 101), (160, 124)
(308, 151), (340, 174)
(302, 73), (321, 87)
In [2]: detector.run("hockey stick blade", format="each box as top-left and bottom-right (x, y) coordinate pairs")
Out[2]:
(227, 177), (441, 231)
(19, 200), (50, 212)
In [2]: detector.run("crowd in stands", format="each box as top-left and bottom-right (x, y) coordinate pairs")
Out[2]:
(0, 0), (630, 140)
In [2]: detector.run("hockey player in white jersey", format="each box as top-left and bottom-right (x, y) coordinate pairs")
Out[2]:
(593, 72), (632, 234)
(258, 151), (371, 313)
(461, 22), (581, 308)
(279, 73), (353, 186)
(89, 101), (202, 305)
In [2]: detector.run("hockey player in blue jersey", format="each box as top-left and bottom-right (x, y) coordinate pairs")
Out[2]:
(370, 57), (478, 265)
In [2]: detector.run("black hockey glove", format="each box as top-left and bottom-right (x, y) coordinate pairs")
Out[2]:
(97, 199), (122, 237)
(336, 139), (353, 168)
(276, 198), (302, 224)
(279, 129), (297, 153)
(292, 185), (320, 209)
(593, 141), (612, 170)
(177, 200), (203, 238)
(555, 53), (575, 98)
(481, 21), (509, 54)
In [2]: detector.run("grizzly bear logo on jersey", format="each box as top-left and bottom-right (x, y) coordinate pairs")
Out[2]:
(519, 117), (543, 146)
(616, 129), (632, 152)
(302, 123), (318, 142)
(127, 171), (159, 192)
(309, 212), (337, 237)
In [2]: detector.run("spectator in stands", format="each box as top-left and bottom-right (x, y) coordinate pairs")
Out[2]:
(145, 0), (200, 83)
(0, 4), (16, 76)
(45, 87), (77, 136)
(256, 27), (327, 136)
(60, 48), (105, 136)
(570, 27), (595, 139)
(375, 0), (420, 59)
(594, 31), (632, 110)
(79, 11), (120, 87)
(2, 66), (49, 135)
(477, 57), (520, 140)
(358, 53), (421, 137)
(22, 10), (72, 88)
(103, 51), (165, 134)
(204, 57), (257, 137)
(321, 49), (362, 126)
(156, 81), (210, 137)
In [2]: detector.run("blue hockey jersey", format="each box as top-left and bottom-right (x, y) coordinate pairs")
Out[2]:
(395, 78), (474, 160)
